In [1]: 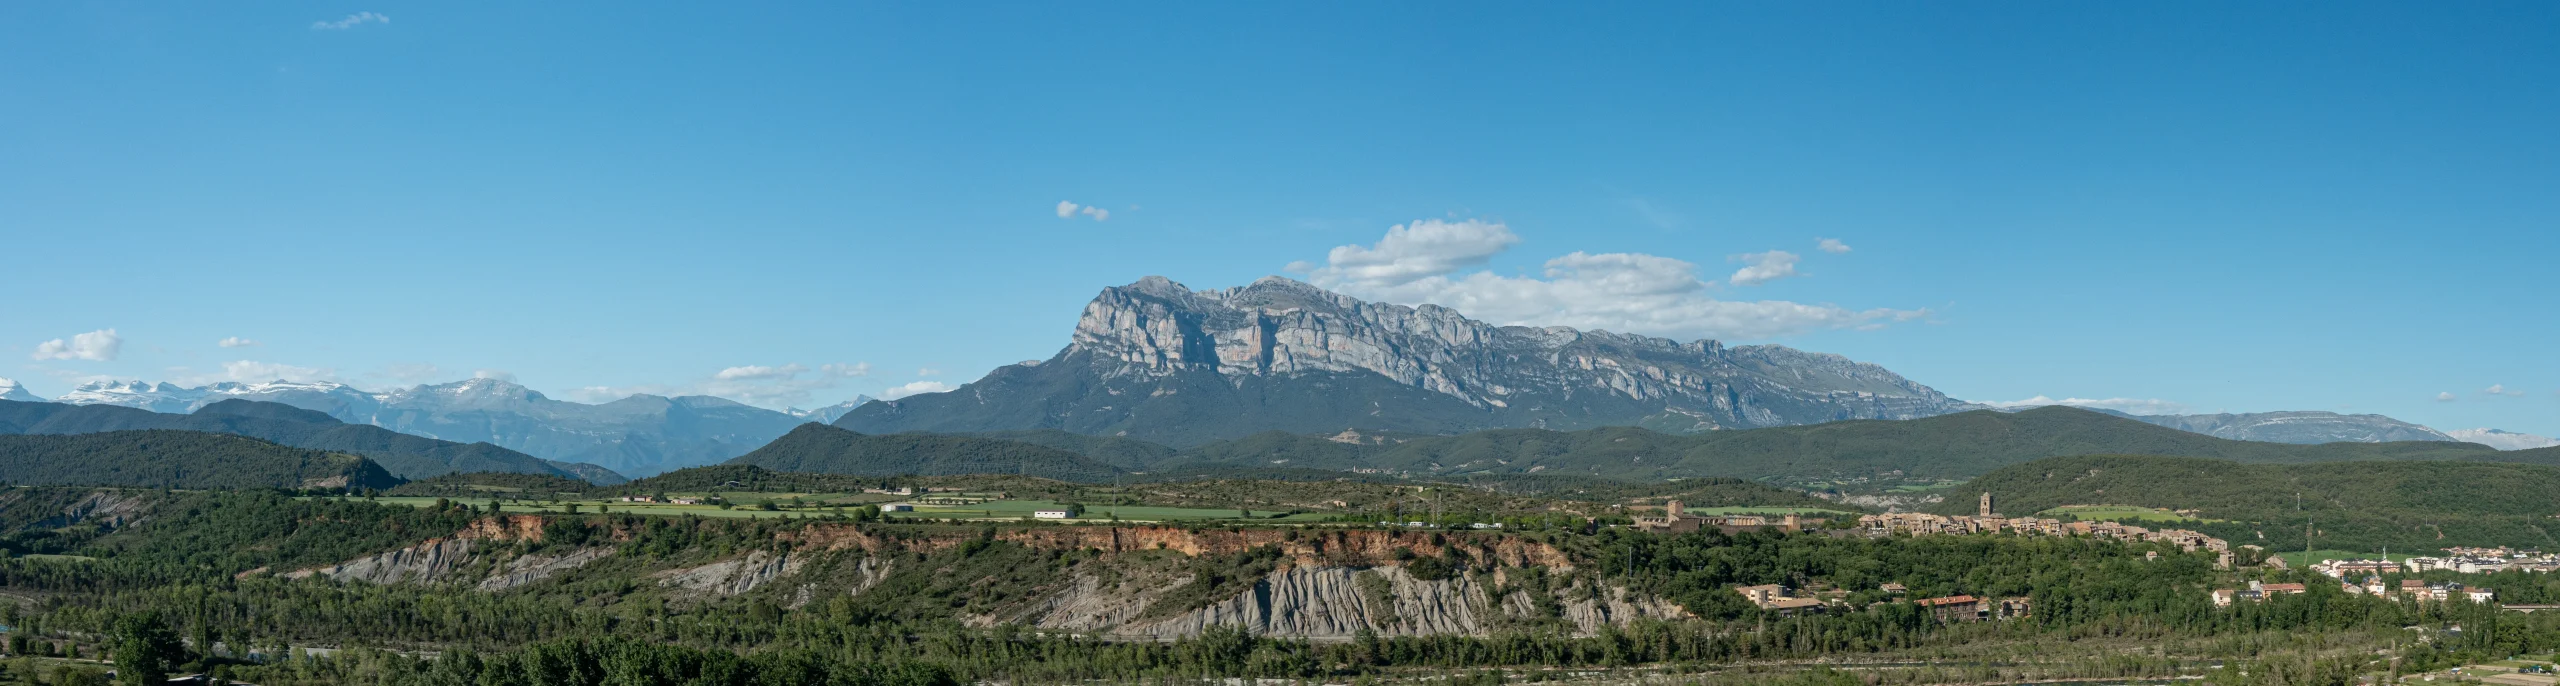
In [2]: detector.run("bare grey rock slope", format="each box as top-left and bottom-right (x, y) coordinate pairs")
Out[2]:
(840, 276), (1978, 445)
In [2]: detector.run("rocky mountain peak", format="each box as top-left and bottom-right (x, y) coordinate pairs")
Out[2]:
(1063, 275), (1965, 420)
(850, 276), (1980, 443)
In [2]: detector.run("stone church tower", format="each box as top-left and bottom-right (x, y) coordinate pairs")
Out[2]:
(1979, 492), (1994, 518)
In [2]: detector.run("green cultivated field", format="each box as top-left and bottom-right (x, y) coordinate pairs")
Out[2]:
(1682, 505), (1856, 516)
(354, 495), (1334, 522)
(2037, 504), (2215, 523)
(2270, 549), (2416, 570)
(893, 499), (1327, 522)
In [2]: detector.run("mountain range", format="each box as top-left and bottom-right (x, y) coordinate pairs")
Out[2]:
(38, 377), (854, 476)
(0, 398), (624, 484)
(2124, 410), (2454, 444)
(15, 278), (2551, 480)
(837, 276), (1982, 445)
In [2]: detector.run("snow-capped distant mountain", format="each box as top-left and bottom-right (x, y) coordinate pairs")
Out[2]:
(2446, 428), (2560, 451)
(47, 377), (813, 476)
(0, 378), (39, 403)
(789, 396), (875, 424)
(51, 379), (380, 415)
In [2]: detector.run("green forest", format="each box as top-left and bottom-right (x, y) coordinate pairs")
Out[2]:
(0, 431), (399, 491)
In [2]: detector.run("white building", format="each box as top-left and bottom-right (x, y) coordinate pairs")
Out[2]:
(1033, 510), (1074, 519)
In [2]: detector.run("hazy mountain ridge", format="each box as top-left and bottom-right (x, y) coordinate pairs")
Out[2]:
(42, 377), (827, 477)
(0, 399), (626, 484)
(2128, 410), (2455, 444)
(2447, 427), (2560, 451)
(839, 276), (1981, 445)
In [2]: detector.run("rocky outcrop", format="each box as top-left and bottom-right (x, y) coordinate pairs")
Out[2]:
(285, 538), (475, 585)
(840, 276), (1976, 445)
(654, 551), (801, 596)
(478, 547), (613, 591)
(1562, 583), (1690, 634)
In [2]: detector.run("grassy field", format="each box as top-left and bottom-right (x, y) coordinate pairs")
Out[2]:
(893, 499), (1329, 522)
(1682, 505), (1856, 516)
(2037, 504), (2215, 523)
(358, 495), (1335, 523)
(2270, 549), (2415, 570)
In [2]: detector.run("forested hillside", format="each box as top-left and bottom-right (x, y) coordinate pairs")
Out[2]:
(0, 399), (624, 484)
(1936, 454), (2560, 552)
(0, 430), (400, 490)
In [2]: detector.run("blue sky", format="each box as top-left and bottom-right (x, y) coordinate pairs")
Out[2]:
(4, 3), (2555, 435)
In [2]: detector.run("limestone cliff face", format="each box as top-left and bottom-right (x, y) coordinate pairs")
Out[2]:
(843, 276), (1975, 444)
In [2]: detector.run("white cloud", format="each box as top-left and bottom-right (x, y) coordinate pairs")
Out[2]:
(2437, 392), (2458, 402)
(1728, 250), (1802, 286)
(31, 329), (121, 361)
(172, 360), (341, 385)
(1305, 218), (1520, 290)
(472, 369), (518, 382)
(715, 364), (805, 381)
(2485, 384), (2527, 397)
(1296, 221), (1923, 340)
(220, 360), (337, 383)
(579, 362), (877, 408)
(917, 368), (941, 377)
(312, 12), (389, 30)
(1817, 238), (1852, 254)
(218, 336), (260, 348)
(879, 381), (954, 400)
(1056, 201), (1109, 221)
(1982, 395), (2188, 415)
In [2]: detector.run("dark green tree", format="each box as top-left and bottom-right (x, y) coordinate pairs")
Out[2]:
(110, 611), (185, 685)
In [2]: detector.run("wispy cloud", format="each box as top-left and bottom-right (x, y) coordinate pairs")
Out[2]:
(1816, 238), (1852, 254)
(1982, 395), (2188, 415)
(1728, 250), (1802, 286)
(2436, 392), (2458, 402)
(218, 336), (260, 348)
(170, 360), (342, 386)
(571, 362), (873, 409)
(879, 380), (954, 400)
(312, 12), (390, 30)
(1293, 219), (1922, 341)
(2485, 384), (2527, 397)
(916, 368), (941, 377)
(1055, 201), (1109, 221)
(31, 329), (121, 361)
